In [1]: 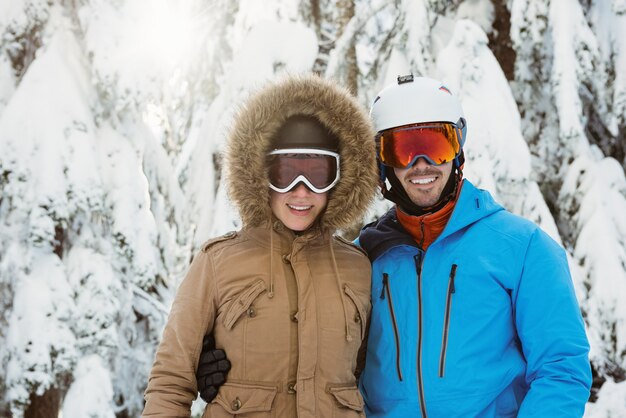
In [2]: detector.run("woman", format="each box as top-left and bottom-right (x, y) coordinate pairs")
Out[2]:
(142, 74), (378, 417)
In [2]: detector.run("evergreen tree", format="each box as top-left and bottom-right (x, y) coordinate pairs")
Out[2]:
(0, 0), (624, 416)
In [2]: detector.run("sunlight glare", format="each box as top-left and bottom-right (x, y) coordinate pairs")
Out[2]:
(130, 0), (202, 74)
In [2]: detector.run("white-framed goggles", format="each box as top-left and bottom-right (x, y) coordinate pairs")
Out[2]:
(267, 148), (340, 194)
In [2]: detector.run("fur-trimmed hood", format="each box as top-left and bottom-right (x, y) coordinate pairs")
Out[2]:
(226, 74), (378, 230)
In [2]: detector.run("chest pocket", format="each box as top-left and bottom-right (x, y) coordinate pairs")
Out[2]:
(328, 385), (365, 418)
(223, 279), (267, 331)
(205, 381), (278, 417)
(343, 284), (369, 340)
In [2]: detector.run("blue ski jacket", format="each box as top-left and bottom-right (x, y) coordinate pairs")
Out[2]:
(358, 180), (591, 418)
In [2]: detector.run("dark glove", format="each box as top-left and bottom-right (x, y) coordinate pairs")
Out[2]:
(196, 334), (231, 403)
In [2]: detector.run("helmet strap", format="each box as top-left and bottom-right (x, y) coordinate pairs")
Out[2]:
(454, 149), (465, 169)
(382, 164), (462, 216)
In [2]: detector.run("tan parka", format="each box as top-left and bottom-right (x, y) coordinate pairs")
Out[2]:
(143, 74), (378, 418)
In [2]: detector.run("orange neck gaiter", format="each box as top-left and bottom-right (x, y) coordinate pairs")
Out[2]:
(396, 180), (463, 250)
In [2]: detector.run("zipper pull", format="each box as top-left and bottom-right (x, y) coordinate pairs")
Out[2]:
(449, 264), (458, 293)
(418, 219), (426, 250)
(380, 273), (388, 299)
(414, 252), (423, 276)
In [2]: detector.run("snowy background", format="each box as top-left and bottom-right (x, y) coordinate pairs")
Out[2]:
(0, 0), (625, 417)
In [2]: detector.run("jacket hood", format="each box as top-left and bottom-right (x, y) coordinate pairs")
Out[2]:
(226, 74), (378, 230)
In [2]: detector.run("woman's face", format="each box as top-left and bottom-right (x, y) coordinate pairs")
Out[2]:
(269, 183), (328, 231)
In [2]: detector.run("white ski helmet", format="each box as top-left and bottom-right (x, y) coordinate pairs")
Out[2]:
(370, 75), (467, 147)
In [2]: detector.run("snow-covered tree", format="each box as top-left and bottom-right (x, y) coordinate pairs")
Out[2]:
(511, 0), (626, 405)
(0, 1), (197, 416)
(1, 0), (625, 416)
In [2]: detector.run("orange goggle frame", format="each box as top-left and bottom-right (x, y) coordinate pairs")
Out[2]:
(376, 122), (463, 168)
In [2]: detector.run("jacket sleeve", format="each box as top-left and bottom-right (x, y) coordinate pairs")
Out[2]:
(142, 250), (218, 417)
(515, 229), (591, 417)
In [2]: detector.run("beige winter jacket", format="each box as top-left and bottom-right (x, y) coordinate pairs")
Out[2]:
(143, 74), (378, 417)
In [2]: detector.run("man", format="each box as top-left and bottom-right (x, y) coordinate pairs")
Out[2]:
(357, 75), (591, 417)
(197, 75), (592, 417)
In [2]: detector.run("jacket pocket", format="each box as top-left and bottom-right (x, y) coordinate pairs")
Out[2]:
(207, 381), (277, 417)
(223, 279), (267, 331)
(343, 284), (368, 340)
(328, 385), (365, 418)
(380, 273), (403, 381)
(439, 264), (457, 378)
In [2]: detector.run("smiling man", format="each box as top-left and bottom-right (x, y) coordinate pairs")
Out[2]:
(393, 158), (452, 207)
(357, 75), (592, 417)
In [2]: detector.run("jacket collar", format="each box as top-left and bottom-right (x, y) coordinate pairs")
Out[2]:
(436, 180), (503, 242)
(243, 218), (331, 251)
(360, 180), (503, 262)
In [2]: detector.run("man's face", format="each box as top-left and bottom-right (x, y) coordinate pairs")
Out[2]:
(393, 158), (453, 207)
(269, 184), (328, 231)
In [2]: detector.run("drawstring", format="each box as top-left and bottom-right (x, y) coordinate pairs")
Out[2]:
(268, 221), (275, 298)
(329, 237), (352, 342)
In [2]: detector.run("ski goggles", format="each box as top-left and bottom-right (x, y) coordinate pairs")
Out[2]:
(376, 121), (464, 168)
(267, 148), (340, 193)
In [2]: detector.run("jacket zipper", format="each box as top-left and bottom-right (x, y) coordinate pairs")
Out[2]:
(380, 273), (403, 381)
(414, 252), (428, 418)
(439, 264), (457, 378)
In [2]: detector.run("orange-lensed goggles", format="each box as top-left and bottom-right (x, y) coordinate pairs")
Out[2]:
(376, 122), (462, 168)
(267, 148), (340, 193)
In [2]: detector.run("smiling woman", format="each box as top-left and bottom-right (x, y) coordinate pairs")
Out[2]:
(142, 73), (378, 418)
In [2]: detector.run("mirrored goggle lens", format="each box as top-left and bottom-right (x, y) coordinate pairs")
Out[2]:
(377, 123), (461, 168)
(267, 151), (339, 193)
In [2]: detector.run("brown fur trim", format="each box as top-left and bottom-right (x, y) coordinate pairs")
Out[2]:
(226, 74), (378, 230)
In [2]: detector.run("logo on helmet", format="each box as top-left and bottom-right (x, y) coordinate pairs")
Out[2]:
(397, 74), (414, 84)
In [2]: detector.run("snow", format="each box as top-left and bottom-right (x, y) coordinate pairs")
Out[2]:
(560, 154), (626, 370)
(189, 19), (319, 241)
(0, 53), (14, 114)
(456, 0), (494, 35)
(229, 21), (318, 92)
(0, 0), (49, 35)
(436, 19), (560, 240)
(1, 4), (185, 416)
(79, 0), (206, 105)
(549, 0), (597, 157)
(589, 0), (626, 136)
(97, 124), (160, 289)
(61, 355), (115, 418)
(584, 379), (626, 417)
(0, 0), (624, 416)
(5, 247), (76, 413)
(438, 19), (531, 183)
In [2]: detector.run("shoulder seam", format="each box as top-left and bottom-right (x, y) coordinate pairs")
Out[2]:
(333, 235), (368, 257)
(201, 231), (238, 252)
